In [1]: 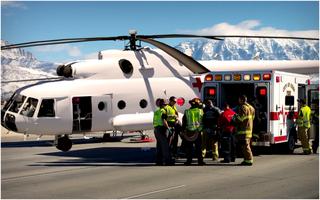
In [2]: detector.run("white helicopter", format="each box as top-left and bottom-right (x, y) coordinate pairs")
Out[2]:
(1, 31), (318, 151)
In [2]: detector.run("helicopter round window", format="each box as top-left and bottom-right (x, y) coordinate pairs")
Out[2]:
(98, 102), (105, 111)
(139, 99), (148, 109)
(118, 100), (126, 110)
(119, 59), (133, 74)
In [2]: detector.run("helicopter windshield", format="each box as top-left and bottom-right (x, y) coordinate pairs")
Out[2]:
(8, 94), (26, 114)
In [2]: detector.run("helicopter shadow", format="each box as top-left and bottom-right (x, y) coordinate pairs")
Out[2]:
(1, 136), (124, 148)
(29, 146), (156, 167)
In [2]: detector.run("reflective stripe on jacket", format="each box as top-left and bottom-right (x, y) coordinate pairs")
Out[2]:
(234, 102), (255, 138)
(153, 108), (166, 127)
(297, 105), (311, 128)
(165, 105), (178, 123)
(185, 107), (203, 132)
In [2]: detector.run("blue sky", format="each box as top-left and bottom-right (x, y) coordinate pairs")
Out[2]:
(1, 1), (319, 63)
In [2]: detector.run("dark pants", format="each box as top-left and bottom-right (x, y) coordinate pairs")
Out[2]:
(312, 125), (319, 153)
(154, 126), (171, 164)
(168, 122), (181, 157)
(184, 135), (203, 164)
(221, 132), (236, 162)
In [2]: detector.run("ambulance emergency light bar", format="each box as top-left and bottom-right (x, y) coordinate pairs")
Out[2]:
(204, 72), (272, 81)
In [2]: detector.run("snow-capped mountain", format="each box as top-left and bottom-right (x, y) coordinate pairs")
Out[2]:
(1, 38), (319, 101)
(1, 40), (58, 100)
(176, 38), (319, 60)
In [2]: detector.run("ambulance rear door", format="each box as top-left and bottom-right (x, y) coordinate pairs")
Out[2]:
(202, 82), (219, 106)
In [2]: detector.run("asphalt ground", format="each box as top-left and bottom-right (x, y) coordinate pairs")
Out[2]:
(1, 130), (319, 199)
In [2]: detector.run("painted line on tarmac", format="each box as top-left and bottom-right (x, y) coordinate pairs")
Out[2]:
(124, 185), (186, 199)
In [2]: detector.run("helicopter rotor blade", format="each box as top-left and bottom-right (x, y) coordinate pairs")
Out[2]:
(138, 37), (210, 74)
(139, 34), (223, 40)
(1, 36), (129, 50)
(140, 34), (319, 41)
(2, 34), (318, 50)
(1, 77), (62, 84)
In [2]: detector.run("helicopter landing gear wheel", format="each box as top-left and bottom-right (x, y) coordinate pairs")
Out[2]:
(55, 135), (72, 152)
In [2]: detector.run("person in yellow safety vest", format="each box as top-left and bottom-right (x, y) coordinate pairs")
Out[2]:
(181, 98), (205, 165)
(153, 98), (174, 166)
(233, 95), (255, 166)
(164, 96), (182, 158)
(296, 99), (312, 154)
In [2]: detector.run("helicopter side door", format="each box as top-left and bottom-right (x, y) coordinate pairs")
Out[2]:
(91, 95), (113, 131)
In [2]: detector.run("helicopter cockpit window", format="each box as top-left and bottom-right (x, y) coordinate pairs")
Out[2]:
(8, 94), (26, 113)
(38, 99), (55, 117)
(21, 97), (38, 117)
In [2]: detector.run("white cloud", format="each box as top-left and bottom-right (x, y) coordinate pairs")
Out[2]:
(1, 1), (27, 9)
(84, 52), (99, 60)
(183, 20), (319, 38)
(33, 44), (82, 57)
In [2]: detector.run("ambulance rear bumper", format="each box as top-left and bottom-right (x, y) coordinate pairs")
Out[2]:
(252, 132), (272, 147)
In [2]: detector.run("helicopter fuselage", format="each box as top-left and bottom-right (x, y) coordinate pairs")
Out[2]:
(1, 76), (200, 135)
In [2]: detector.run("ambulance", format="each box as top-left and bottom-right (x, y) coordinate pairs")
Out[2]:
(201, 70), (312, 153)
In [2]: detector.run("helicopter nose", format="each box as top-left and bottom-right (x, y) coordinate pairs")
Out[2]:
(1, 111), (18, 132)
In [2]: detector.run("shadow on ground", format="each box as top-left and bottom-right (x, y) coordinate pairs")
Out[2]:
(1, 136), (128, 148)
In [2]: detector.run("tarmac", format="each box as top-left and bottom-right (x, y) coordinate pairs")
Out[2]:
(1, 128), (319, 199)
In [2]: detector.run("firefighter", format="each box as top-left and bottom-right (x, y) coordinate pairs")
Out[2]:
(297, 99), (312, 154)
(202, 99), (221, 161)
(233, 95), (255, 166)
(165, 96), (181, 158)
(181, 98), (205, 165)
(153, 98), (173, 165)
(218, 102), (236, 163)
(311, 103), (319, 154)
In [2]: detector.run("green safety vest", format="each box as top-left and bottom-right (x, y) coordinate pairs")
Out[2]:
(297, 105), (311, 128)
(153, 108), (166, 127)
(165, 105), (178, 123)
(185, 107), (203, 132)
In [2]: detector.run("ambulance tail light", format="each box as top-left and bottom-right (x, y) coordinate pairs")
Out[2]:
(205, 74), (213, 81)
(215, 74), (222, 81)
(307, 79), (311, 85)
(209, 88), (216, 95)
(263, 73), (271, 80)
(259, 88), (267, 96)
(204, 87), (216, 97)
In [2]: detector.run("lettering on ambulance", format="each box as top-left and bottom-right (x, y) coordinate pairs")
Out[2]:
(283, 83), (295, 92)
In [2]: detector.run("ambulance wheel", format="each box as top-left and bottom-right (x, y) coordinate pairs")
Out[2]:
(56, 136), (72, 152)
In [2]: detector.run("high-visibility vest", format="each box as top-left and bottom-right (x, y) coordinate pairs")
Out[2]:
(153, 108), (166, 127)
(185, 107), (203, 131)
(297, 105), (311, 128)
(235, 103), (255, 138)
(165, 105), (178, 123)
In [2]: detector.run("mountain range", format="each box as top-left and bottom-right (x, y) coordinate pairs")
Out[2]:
(176, 38), (319, 60)
(1, 39), (319, 100)
(1, 40), (57, 100)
